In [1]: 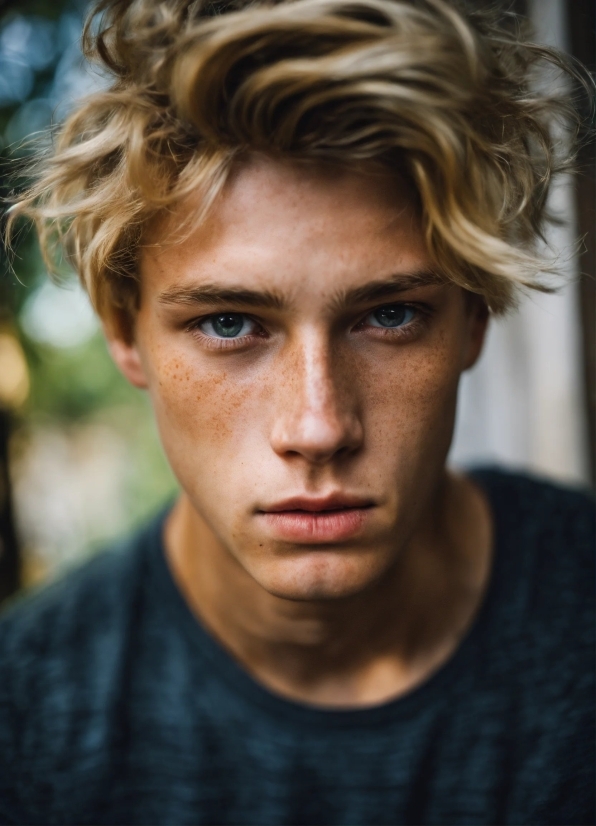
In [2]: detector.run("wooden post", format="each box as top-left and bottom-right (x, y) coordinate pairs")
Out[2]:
(0, 407), (20, 604)
(568, 0), (596, 486)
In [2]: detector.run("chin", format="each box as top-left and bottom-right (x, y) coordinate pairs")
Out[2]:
(253, 551), (389, 602)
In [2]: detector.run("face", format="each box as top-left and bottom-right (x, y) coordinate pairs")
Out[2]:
(108, 156), (487, 601)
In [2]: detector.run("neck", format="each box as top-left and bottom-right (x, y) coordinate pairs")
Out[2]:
(164, 470), (492, 707)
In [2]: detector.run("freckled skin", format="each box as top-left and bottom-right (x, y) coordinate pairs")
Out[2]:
(106, 156), (491, 705)
(113, 156), (488, 598)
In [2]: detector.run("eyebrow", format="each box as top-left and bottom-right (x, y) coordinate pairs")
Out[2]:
(158, 285), (287, 310)
(329, 271), (444, 313)
(158, 271), (443, 313)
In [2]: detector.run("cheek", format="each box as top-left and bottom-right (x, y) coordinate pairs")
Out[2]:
(360, 332), (462, 448)
(145, 342), (270, 467)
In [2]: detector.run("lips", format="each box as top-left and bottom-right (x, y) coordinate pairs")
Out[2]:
(257, 494), (375, 543)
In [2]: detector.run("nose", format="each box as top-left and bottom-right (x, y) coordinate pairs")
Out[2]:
(269, 330), (364, 464)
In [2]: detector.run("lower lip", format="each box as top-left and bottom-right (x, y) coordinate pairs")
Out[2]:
(258, 508), (372, 543)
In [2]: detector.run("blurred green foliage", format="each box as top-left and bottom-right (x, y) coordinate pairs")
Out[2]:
(0, 0), (178, 580)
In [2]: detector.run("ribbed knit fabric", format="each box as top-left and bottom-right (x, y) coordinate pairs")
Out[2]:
(0, 468), (594, 825)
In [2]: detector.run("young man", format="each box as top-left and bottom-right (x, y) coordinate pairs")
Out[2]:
(1, 0), (594, 823)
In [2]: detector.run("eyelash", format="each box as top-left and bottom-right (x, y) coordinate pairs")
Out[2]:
(186, 304), (432, 351)
(352, 305), (431, 342)
(186, 316), (265, 350)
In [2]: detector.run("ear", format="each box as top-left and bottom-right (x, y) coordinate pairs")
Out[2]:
(102, 315), (149, 390)
(462, 294), (489, 371)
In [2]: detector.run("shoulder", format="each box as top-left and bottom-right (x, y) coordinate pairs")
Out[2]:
(0, 512), (163, 822)
(471, 463), (595, 511)
(0, 527), (146, 670)
(471, 465), (594, 557)
(470, 465), (594, 661)
(0, 508), (167, 685)
(470, 466), (594, 645)
(468, 469), (595, 819)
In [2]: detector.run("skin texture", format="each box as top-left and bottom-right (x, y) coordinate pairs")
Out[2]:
(107, 155), (492, 707)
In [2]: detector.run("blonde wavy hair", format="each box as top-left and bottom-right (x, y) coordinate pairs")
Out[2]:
(5, 0), (590, 330)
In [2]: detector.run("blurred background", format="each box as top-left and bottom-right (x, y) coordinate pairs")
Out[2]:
(0, 0), (593, 603)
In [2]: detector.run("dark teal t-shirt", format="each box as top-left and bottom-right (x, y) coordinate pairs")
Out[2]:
(0, 468), (594, 825)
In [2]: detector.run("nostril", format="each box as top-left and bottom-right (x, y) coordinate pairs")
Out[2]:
(270, 412), (363, 464)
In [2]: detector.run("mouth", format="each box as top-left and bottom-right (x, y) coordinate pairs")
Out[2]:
(257, 495), (376, 543)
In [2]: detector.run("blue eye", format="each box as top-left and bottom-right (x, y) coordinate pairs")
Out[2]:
(199, 313), (256, 339)
(367, 305), (415, 328)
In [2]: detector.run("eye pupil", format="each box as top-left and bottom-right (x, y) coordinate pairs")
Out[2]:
(213, 314), (243, 337)
(374, 306), (407, 327)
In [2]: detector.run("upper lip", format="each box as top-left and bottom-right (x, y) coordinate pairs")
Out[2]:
(260, 494), (375, 513)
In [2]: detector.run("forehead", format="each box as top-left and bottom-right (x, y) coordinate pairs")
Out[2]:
(140, 155), (431, 303)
